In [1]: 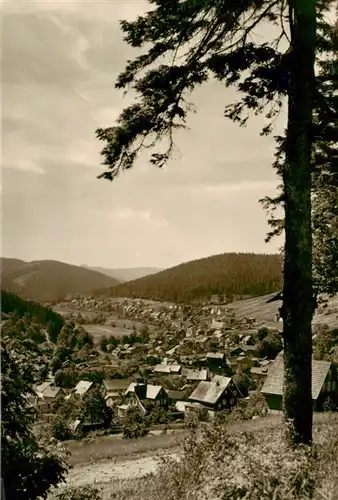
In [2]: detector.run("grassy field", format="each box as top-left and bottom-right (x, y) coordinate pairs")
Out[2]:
(64, 413), (334, 467)
(52, 412), (338, 500)
(82, 324), (133, 343)
(83, 317), (154, 344)
(65, 429), (188, 466)
(229, 292), (338, 328)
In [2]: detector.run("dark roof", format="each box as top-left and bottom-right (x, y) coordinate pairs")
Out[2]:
(261, 355), (331, 401)
(167, 390), (186, 401)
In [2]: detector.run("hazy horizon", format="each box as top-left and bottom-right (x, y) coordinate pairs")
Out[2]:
(2, 0), (284, 270)
(0, 250), (280, 272)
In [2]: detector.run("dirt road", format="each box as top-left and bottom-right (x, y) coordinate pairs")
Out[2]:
(65, 451), (177, 489)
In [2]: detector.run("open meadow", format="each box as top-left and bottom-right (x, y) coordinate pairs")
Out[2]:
(230, 293), (338, 329)
(51, 412), (338, 500)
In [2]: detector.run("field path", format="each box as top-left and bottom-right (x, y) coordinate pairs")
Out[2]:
(64, 451), (176, 489)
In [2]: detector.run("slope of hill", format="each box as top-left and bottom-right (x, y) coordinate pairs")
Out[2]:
(83, 266), (163, 282)
(97, 253), (283, 302)
(0, 258), (121, 303)
(228, 292), (338, 328)
(1, 290), (64, 342)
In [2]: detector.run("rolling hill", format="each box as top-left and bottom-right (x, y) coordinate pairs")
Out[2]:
(229, 292), (338, 329)
(83, 266), (162, 282)
(0, 257), (121, 303)
(97, 252), (283, 302)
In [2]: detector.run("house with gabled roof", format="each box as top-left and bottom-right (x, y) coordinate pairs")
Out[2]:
(153, 363), (182, 375)
(188, 375), (239, 411)
(103, 378), (133, 406)
(124, 382), (169, 410)
(261, 354), (337, 411)
(74, 380), (95, 398)
(34, 382), (65, 410)
(205, 352), (231, 374)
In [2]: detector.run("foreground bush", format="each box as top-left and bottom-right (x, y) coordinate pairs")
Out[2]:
(108, 416), (338, 500)
(1, 335), (67, 499)
(51, 415), (338, 500)
(55, 485), (102, 500)
(151, 426), (316, 500)
(121, 406), (149, 439)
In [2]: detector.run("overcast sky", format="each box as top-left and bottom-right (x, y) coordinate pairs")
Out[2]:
(2, 0), (284, 270)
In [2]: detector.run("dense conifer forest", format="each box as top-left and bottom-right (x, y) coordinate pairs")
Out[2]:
(100, 253), (282, 302)
(1, 290), (64, 341)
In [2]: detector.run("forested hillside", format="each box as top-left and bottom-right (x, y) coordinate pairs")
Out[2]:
(1, 290), (64, 342)
(99, 253), (282, 302)
(0, 258), (121, 303)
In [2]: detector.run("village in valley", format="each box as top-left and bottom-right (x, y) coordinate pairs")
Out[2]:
(25, 292), (338, 440)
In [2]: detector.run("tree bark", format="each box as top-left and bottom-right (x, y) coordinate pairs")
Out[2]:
(282, 0), (317, 446)
(1, 478), (6, 500)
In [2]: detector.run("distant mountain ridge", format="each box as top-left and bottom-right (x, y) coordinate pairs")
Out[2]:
(83, 265), (163, 282)
(96, 252), (283, 302)
(1, 257), (121, 303)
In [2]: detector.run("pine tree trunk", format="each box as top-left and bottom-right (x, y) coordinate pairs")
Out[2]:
(282, 0), (317, 445)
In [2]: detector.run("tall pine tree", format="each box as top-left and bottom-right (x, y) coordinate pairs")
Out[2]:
(96, 0), (319, 444)
(261, 5), (338, 296)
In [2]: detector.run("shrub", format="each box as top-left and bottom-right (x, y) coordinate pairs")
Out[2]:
(227, 391), (268, 422)
(143, 421), (316, 500)
(99, 336), (108, 352)
(54, 368), (78, 389)
(256, 326), (269, 341)
(323, 396), (337, 412)
(81, 388), (113, 427)
(122, 406), (149, 439)
(55, 485), (102, 500)
(256, 332), (283, 359)
(52, 416), (72, 441)
(184, 411), (199, 429)
(80, 371), (105, 384)
(233, 367), (253, 396)
(313, 327), (338, 361)
(146, 405), (169, 425)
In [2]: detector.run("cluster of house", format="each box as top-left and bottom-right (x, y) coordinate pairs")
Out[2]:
(49, 296), (337, 425)
(31, 371), (241, 421)
(58, 295), (267, 333)
(105, 323), (269, 373)
(31, 348), (338, 424)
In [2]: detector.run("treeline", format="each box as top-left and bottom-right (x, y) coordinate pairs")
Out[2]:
(98, 253), (282, 302)
(1, 290), (64, 342)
